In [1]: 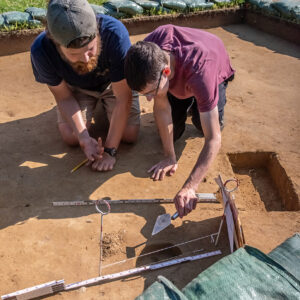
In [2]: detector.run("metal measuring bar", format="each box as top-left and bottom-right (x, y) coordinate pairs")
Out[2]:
(65, 250), (222, 291)
(52, 193), (218, 206)
(1, 280), (65, 300)
(95, 200), (111, 276)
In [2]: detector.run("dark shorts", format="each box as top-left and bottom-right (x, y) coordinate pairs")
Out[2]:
(168, 76), (233, 141)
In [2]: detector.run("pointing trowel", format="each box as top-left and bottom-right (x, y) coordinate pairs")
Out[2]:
(152, 211), (179, 235)
(151, 193), (218, 236)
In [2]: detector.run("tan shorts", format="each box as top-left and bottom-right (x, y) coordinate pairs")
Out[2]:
(56, 84), (140, 125)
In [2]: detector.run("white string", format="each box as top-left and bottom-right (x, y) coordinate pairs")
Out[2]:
(102, 232), (218, 269)
(131, 248), (205, 272)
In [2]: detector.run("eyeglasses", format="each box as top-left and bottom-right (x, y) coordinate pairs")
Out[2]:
(138, 70), (163, 98)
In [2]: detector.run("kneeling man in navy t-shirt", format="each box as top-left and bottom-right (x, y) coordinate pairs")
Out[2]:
(31, 0), (140, 171)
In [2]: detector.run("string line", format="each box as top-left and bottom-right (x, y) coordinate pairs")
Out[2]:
(102, 232), (218, 269)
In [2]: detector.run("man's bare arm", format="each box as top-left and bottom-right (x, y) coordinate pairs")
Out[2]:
(48, 81), (86, 137)
(48, 80), (102, 161)
(153, 94), (176, 159)
(183, 106), (221, 190)
(90, 79), (134, 171)
(174, 106), (221, 217)
(104, 79), (132, 149)
(149, 94), (177, 180)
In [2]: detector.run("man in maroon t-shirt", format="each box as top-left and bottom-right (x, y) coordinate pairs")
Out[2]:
(125, 25), (234, 218)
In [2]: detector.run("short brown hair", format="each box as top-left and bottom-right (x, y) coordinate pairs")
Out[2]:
(124, 41), (168, 91)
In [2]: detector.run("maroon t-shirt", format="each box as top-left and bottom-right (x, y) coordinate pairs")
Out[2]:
(144, 25), (235, 112)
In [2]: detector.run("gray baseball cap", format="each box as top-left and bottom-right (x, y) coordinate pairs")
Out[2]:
(47, 0), (98, 47)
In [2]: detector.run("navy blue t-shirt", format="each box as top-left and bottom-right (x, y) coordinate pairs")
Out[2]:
(30, 14), (131, 91)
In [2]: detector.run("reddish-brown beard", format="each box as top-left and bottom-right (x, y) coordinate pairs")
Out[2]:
(58, 36), (101, 75)
(69, 55), (99, 75)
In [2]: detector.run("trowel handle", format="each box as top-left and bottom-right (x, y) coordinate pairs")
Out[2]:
(171, 212), (179, 220)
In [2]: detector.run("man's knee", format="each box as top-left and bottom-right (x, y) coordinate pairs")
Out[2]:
(122, 124), (140, 144)
(58, 121), (92, 146)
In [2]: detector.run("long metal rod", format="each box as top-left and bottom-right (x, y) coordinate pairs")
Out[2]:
(52, 193), (218, 206)
(95, 201), (111, 276)
(65, 250), (221, 291)
(99, 215), (104, 276)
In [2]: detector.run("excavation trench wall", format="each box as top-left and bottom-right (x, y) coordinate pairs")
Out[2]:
(228, 152), (300, 211)
(0, 8), (299, 57)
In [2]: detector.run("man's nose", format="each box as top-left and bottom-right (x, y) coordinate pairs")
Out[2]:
(81, 52), (90, 63)
(146, 95), (153, 101)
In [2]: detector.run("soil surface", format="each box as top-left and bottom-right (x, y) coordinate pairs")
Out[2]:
(0, 24), (299, 299)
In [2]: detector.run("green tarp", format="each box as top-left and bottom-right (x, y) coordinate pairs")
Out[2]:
(2, 11), (31, 25)
(136, 234), (300, 300)
(269, 233), (300, 280)
(185, 1), (214, 10)
(90, 4), (108, 15)
(271, 1), (300, 19)
(0, 14), (4, 27)
(160, 0), (187, 10)
(133, 0), (160, 10)
(25, 7), (46, 22)
(246, 0), (300, 20)
(106, 0), (144, 15)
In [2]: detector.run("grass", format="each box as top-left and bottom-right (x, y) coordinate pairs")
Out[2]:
(0, 0), (245, 14)
(0, 0), (107, 13)
(0, 1), (46, 13)
(0, 0), (247, 32)
(0, 0), (107, 31)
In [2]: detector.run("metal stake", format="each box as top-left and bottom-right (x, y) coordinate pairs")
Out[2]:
(95, 200), (111, 276)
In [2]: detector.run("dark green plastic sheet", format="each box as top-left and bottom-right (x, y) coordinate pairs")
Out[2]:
(90, 4), (108, 15)
(137, 277), (188, 300)
(2, 11), (31, 25)
(271, 1), (300, 19)
(0, 14), (4, 27)
(103, 2), (127, 18)
(212, 0), (233, 3)
(185, 1), (214, 10)
(247, 0), (272, 8)
(133, 0), (160, 10)
(106, 0), (144, 15)
(25, 7), (46, 22)
(160, 0), (187, 10)
(291, 7), (300, 21)
(247, 0), (300, 21)
(136, 234), (300, 300)
(269, 233), (300, 281)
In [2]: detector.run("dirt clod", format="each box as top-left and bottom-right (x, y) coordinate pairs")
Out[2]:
(102, 230), (125, 258)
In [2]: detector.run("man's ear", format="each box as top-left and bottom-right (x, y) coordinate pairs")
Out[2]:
(163, 67), (171, 77)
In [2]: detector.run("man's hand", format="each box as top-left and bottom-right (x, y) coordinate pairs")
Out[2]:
(80, 137), (103, 162)
(148, 157), (177, 181)
(91, 152), (116, 171)
(174, 187), (198, 218)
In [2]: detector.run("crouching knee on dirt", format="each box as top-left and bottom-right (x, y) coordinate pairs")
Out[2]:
(30, 0), (140, 172)
(124, 24), (235, 218)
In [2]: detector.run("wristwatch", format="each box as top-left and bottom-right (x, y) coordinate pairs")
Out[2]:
(104, 147), (117, 157)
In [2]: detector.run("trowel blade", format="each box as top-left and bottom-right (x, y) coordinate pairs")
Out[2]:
(152, 213), (171, 236)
